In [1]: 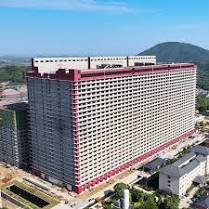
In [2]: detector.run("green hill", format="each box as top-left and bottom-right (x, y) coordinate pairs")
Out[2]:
(139, 42), (209, 63)
(139, 42), (209, 90)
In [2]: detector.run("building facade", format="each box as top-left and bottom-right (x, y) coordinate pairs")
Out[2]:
(27, 63), (196, 193)
(32, 56), (156, 74)
(159, 145), (209, 197)
(0, 102), (29, 169)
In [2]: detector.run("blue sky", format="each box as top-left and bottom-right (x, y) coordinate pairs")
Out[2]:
(0, 0), (209, 56)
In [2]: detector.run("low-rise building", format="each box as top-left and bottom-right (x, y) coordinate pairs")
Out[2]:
(143, 158), (167, 173)
(32, 55), (156, 74)
(0, 102), (29, 169)
(159, 145), (209, 197)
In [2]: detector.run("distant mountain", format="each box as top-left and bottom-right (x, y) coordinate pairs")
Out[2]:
(139, 42), (209, 63)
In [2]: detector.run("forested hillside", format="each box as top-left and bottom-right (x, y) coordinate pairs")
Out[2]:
(139, 42), (209, 63)
(0, 65), (27, 85)
(140, 42), (209, 90)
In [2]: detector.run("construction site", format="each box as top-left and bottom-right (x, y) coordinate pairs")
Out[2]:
(0, 83), (27, 107)
(0, 162), (91, 209)
(0, 121), (207, 209)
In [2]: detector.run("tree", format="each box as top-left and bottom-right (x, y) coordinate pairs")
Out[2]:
(196, 95), (209, 113)
(163, 195), (179, 209)
(131, 188), (144, 202)
(0, 65), (27, 85)
(113, 183), (129, 199)
(102, 203), (113, 209)
(140, 196), (158, 209)
(197, 61), (209, 91)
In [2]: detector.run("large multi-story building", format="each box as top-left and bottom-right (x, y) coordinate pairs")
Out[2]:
(0, 102), (29, 169)
(32, 55), (156, 74)
(26, 61), (196, 193)
(159, 145), (209, 197)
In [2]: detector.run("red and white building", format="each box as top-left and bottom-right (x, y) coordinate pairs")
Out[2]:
(26, 60), (196, 193)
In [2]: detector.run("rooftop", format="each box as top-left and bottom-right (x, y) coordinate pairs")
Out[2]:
(1, 102), (28, 112)
(192, 145), (209, 156)
(144, 158), (167, 171)
(160, 145), (209, 178)
(27, 63), (196, 82)
(196, 196), (209, 208)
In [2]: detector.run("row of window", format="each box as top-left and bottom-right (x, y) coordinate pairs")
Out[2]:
(34, 56), (155, 64)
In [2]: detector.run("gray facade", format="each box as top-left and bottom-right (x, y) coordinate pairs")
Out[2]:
(159, 146), (209, 196)
(27, 78), (76, 188)
(0, 102), (29, 169)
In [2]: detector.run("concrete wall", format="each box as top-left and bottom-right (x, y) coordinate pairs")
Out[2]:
(27, 64), (195, 193)
(89, 56), (128, 69)
(0, 106), (29, 169)
(28, 78), (76, 187)
(77, 67), (195, 184)
(128, 56), (156, 66)
(33, 56), (157, 74)
(159, 159), (208, 197)
(33, 57), (89, 74)
(159, 173), (180, 195)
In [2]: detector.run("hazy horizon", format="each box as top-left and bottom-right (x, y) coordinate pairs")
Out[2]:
(0, 0), (209, 56)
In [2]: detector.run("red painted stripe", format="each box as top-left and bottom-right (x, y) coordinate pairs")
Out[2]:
(79, 68), (195, 81)
(73, 82), (81, 185)
(74, 128), (195, 193)
(26, 64), (196, 82)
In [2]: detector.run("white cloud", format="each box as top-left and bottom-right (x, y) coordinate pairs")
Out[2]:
(0, 0), (133, 13)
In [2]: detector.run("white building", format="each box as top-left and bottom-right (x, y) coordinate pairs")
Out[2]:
(32, 56), (156, 74)
(159, 145), (209, 197)
(26, 62), (196, 193)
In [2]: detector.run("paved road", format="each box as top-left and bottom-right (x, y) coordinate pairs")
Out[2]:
(179, 186), (199, 209)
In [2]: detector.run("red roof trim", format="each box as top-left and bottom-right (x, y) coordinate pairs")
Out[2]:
(26, 64), (196, 82)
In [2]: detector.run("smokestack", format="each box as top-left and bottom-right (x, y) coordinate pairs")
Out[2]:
(123, 189), (129, 209)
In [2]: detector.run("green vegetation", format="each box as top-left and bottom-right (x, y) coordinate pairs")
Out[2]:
(139, 42), (209, 90)
(197, 61), (209, 90)
(161, 195), (180, 209)
(139, 42), (209, 63)
(103, 183), (180, 209)
(166, 145), (191, 164)
(196, 95), (209, 113)
(0, 65), (27, 85)
(113, 183), (130, 199)
(1, 43), (209, 90)
(0, 109), (15, 129)
(194, 186), (204, 198)
(141, 195), (158, 209)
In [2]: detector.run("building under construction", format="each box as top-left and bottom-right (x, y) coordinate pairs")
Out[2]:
(0, 102), (29, 169)
(26, 60), (196, 193)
